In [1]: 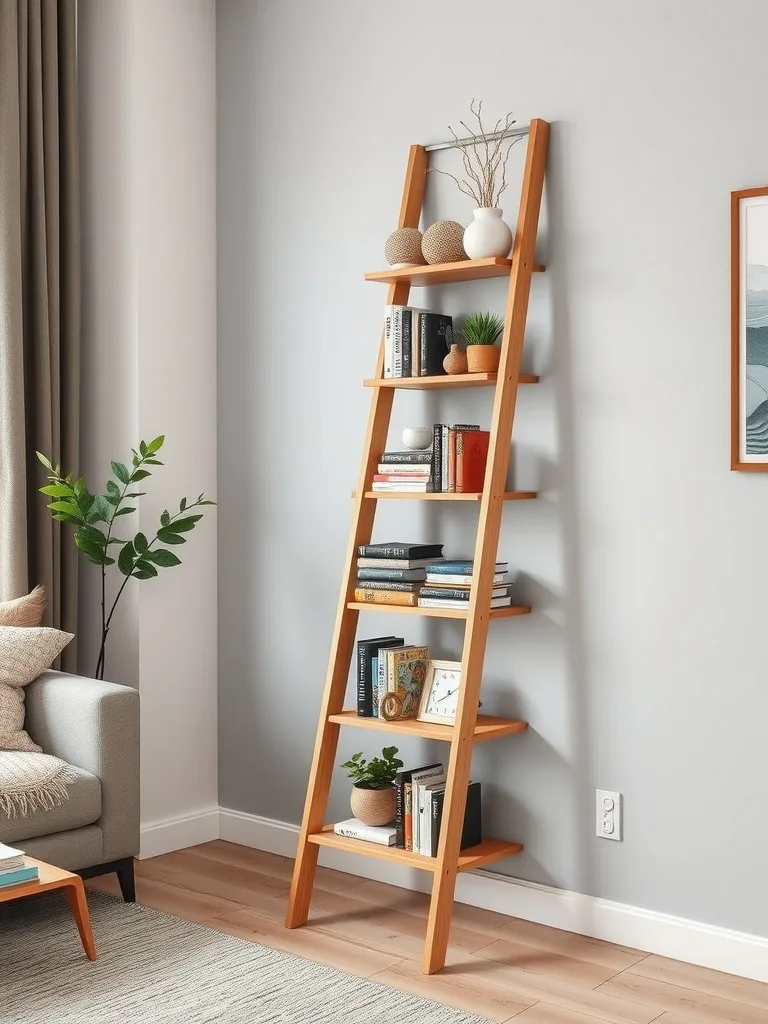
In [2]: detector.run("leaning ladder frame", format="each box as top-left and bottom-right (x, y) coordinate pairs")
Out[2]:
(285, 119), (550, 975)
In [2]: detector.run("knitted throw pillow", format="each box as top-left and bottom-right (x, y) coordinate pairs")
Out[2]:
(0, 585), (46, 627)
(0, 626), (74, 752)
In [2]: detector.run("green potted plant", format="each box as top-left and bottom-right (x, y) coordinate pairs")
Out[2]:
(341, 746), (403, 826)
(460, 312), (504, 373)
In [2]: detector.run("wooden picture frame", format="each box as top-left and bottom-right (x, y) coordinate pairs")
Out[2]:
(416, 660), (462, 725)
(731, 186), (768, 470)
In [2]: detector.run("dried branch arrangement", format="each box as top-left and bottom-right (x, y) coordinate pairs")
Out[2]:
(432, 100), (523, 209)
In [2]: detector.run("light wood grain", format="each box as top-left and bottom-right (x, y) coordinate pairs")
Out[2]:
(475, 935), (625, 989)
(346, 601), (531, 619)
(328, 709), (528, 742)
(364, 256), (545, 287)
(364, 372), (539, 389)
(355, 490), (538, 501)
(84, 843), (768, 1024)
(285, 143), (428, 930)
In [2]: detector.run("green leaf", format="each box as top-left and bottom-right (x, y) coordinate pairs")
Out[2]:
(147, 435), (165, 454)
(75, 533), (106, 565)
(126, 492), (146, 499)
(106, 480), (121, 497)
(131, 469), (151, 482)
(47, 500), (82, 517)
(132, 570), (155, 580)
(143, 459), (163, 466)
(169, 515), (202, 533)
(134, 558), (158, 577)
(133, 532), (148, 554)
(118, 542), (136, 576)
(111, 461), (131, 485)
(145, 548), (181, 568)
(156, 530), (185, 545)
(160, 511), (171, 527)
(41, 483), (74, 498)
(105, 493), (121, 507)
(88, 495), (111, 524)
(74, 478), (86, 498)
(80, 524), (106, 544)
(199, 499), (217, 506)
(180, 497), (187, 512)
(114, 507), (136, 517)
(36, 451), (53, 470)
(139, 441), (148, 456)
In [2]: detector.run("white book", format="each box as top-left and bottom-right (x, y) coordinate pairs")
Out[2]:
(419, 778), (446, 856)
(383, 305), (395, 378)
(393, 308), (403, 377)
(377, 464), (432, 474)
(425, 572), (507, 586)
(372, 482), (430, 492)
(0, 843), (24, 871)
(357, 557), (444, 570)
(333, 818), (396, 846)
(410, 764), (444, 853)
(419, 595), (513, 609)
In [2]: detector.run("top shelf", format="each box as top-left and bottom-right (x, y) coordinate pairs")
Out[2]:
(365, 257), (545, 288)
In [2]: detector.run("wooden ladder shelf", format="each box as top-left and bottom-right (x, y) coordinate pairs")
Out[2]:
(286, 119), (550, 974)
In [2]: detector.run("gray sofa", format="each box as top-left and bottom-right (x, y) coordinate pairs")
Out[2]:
(0, 670), (140, 900)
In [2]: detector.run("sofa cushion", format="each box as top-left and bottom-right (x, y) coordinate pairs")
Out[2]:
(0, 626), (74, 751)
(0, 764), (101, 845)
(0, 585), (46, 627)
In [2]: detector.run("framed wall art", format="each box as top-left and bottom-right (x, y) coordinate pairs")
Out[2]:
(731, 186), (768, 470)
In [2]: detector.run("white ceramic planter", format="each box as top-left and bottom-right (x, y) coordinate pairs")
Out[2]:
(463, 207), (513, 260)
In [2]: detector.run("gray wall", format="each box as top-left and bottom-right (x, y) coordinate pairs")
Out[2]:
(217, 0), (768, 937)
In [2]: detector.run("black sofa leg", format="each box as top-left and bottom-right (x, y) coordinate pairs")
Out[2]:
(115, 857), (136, 903)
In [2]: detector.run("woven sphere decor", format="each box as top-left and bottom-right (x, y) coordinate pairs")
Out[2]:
(421, 220), (468, 265)
(384, 227), (426, 268)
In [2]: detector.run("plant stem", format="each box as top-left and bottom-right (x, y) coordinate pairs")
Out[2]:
(93, 468), (136, 680)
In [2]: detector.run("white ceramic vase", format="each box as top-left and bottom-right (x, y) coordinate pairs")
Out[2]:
(463, 207), (513, 259)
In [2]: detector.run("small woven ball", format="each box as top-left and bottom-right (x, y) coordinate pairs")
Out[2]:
(421, 221), (467, 265)
(384, 228), (426, 268)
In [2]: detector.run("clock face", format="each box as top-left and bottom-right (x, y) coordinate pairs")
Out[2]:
(424, 666), (461, 720)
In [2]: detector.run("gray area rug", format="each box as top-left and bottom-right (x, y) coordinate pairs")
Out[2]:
(0, 890), (493, 1023)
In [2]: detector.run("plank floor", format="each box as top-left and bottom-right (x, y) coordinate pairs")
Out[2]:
(86, 841), (768, 1023)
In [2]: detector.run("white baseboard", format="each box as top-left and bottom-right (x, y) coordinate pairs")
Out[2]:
(139, 807), (220, 860)
(218, 806), (768, 984)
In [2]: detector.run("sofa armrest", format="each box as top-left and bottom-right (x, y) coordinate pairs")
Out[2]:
(24, 670), (140, 862)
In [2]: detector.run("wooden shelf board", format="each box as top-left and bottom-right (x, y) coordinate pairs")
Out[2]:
(365, 257), (545, 287)
(347, 602), (531, 620)
(329, 709), (528, 742)
(354, 490), (537, 501)
(308, 826), (523, 872)
(364, 372), (539, 390)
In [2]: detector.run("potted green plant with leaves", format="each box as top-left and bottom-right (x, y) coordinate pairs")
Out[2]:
(36, 436), (214, 680)
(460, 311), (504, 373)
(341, 746), (403, 826)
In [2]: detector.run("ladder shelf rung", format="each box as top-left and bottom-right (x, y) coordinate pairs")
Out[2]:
(353, 490), (537, 501)
(364, 372), (539, 390)
(328, 709), (528, 742)
(308, 826), (523, 872)
(347, 602), (531, 620)
(365, 256), (545, 287)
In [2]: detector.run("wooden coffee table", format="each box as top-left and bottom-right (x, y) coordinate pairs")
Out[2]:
(0, 857), (96, 960)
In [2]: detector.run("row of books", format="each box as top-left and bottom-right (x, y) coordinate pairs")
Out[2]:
(334, 763), (481, 857)
(356, 636), (427, 717)
(353, 542), (513, 610)
(383, 307), (453, 378)
(371, 429), (489, 494)
(0, 843), (37, 889)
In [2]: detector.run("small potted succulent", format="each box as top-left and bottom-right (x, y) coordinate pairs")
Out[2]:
(460, 312), (504, 373)
(341, 746), (403, 826)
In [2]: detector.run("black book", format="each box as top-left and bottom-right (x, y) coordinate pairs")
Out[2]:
(357, 542), (444, 560)
(420, 313), (452, 376)
(395, 762), (441, 848)
(356, 636), (398, 716)
(357, 567), (427, 582)
(431, 424), (443, 493)
(353, 579), (420, 592)
(380, 451), (433, 465)
(430, 781), (482, 857)
(402, 310), (412, 378)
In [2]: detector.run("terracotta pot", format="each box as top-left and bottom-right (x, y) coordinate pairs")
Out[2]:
(466, 345), (500, 373)
(350, 784), (396, 826)
(443, 343), (468, 375)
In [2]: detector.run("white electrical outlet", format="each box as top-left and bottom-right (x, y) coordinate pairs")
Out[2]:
(596, 790), (622, 841)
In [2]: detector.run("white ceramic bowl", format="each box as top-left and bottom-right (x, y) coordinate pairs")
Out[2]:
(402, 427), (433, 451)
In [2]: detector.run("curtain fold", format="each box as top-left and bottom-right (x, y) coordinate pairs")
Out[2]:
(0, 0), (80, 671)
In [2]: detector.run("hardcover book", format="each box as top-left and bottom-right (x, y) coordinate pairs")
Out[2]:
(356, 567), (427, 581)
(430, 782), (482, 857)
(354, 580), (421, 592)
(456, 429), (490, 493)
(424, 572), (507, 586)
(426, 560), (508, 575)
(357, 556), (445, 570)
(379, 451), (433, 465)
(420, 313), (452, 376)
(356, 636), (397, 716)
(418, 585), (511, 600)
(0, 865), (39, 888)
(357, 543), (444, 560)
(333, 819), (397, 846)
(409, 763), (445, 853)
(354, 588), (419, 606)
(418, 595), (512, 609)
(394, 763), (442, 850)
(385, 645), (429, 719)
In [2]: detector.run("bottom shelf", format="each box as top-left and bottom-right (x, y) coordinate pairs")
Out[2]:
(307, 825), (523, 873)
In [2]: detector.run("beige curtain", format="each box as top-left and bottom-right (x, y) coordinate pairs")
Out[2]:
(0, 0), (80, 670)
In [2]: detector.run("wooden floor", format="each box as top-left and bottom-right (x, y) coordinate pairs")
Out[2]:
(87, 841), (768, 1024)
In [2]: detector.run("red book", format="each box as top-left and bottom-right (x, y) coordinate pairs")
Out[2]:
(456, 430), (490, 492)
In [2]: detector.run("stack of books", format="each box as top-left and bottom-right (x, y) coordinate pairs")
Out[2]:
(356, 635), (429, 718)
(0, 843), (38, 889)
(333, 765), (481, 857)
(354, 542), (444, 607)
(373, 450), (433, 493)
(418, 560), (513, 610)
(383, 307), (453, 378)
(431, 425), (490, 493)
